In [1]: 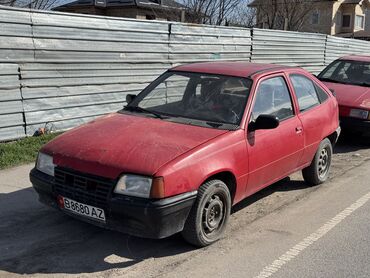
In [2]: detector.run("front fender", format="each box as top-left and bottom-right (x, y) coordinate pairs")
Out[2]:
(155, 130), (249, 203)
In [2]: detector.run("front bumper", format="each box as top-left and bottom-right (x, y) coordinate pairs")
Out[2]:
(340, 116), (370, 135)
(30, 168), (197, 239)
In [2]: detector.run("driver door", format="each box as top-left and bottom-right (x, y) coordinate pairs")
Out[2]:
(246, 75), (304, 196)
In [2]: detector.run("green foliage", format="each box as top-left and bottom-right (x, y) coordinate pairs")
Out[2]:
(0, 133), (61, 170)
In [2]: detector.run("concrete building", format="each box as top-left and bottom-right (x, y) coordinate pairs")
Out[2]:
(250, 0), (370, 40)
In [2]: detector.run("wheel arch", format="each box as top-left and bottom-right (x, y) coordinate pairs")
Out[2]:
(326, 129), (340, 146)
(201, 170), (237, 204)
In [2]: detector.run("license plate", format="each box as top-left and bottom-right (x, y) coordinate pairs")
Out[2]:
(58, 196), (106, 222)
(349, 109), (369, 119)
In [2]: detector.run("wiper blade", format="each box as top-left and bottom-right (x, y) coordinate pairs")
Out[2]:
(124, 106), (163, 119)
(205, 121), (224, 128)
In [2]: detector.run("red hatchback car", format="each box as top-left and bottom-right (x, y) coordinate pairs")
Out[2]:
(30, 62), (340, 247)
(319, 55), (370, 136)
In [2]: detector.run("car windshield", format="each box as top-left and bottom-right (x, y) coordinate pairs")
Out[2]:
(124, 71), (252, 128)
(319, 60), (370, 87)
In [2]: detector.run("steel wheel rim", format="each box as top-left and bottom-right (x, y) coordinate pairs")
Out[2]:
(201, 194), (226, 237)
(318, 147), (330, 178)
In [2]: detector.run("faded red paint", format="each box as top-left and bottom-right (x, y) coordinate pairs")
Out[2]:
(172, 62), (286, 78)
(41, 62), (339, 204)
(43, 113), (228, 179)
(321, 55), (370, 118)
(322, 82), (370, 113)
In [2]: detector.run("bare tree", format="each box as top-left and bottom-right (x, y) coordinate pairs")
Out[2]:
(23, 0), (60, 9)
(251, 0), (315, 31)
(0, 0), (18, 6)
(228, 1), (256, 27)
(183, 0), (248, 26)
(0, 0), (60, 9)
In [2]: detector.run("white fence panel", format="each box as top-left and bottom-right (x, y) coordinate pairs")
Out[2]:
(252, 29), (327, 74)
(0, 63), (25, 141)
(1, 5), (370, 141)
(169, 23), (252, 63)
(325, 36), (370, 65)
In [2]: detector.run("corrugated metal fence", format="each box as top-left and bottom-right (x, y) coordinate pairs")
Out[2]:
(0, 5), (370, 141)
(0, 64), (25, 141)
(251, 29), (327, 73)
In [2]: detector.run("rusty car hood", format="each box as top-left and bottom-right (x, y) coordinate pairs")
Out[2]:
(42, 113), (228, 179)
(322, 82), (370, 109)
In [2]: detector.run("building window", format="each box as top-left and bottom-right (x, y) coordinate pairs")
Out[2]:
(355, 15), (365, 29)
(311, 10), (320, 25)
(342, 14), (351, 28)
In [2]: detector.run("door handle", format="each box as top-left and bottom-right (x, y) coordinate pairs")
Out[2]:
(296, 127), (303, 134)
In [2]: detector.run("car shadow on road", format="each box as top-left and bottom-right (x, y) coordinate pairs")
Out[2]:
(334, 132), (370, 154)
(232, 177), (308, 214)
(0, 188), (195, 275)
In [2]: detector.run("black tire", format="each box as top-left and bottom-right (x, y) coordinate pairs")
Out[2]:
(302, 138), (333, 186)
(181, 179), (231, 247)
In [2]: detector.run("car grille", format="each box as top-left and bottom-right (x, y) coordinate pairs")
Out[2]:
(54, 167), (115, 209)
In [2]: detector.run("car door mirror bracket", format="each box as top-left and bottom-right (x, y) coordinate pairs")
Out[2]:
(126, 94), (137, 105)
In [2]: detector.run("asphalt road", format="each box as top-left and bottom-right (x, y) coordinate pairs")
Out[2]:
(0, 135), (369, 278)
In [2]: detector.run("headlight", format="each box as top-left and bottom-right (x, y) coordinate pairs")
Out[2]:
(349, 109), (369, 119)
(114, 175), (153, 198)
(36, 152), (55, 176)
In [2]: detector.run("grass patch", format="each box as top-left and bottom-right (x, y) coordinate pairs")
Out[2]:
(0, 133), (61, 170)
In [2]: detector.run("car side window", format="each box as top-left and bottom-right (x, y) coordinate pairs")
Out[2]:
(251, 76), (294, 122)
(314, 83), (329, 103)
(290, 74), (321, 112)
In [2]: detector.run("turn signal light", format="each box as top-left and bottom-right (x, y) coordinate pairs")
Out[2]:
(150, 177), (165, 199)
(57, 195), (64, 208)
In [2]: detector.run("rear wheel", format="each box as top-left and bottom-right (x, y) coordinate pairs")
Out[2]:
(302, 138), (333, 185)
(182, 179), (231, 247)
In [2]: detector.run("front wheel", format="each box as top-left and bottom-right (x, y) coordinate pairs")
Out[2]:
(182, 180), (231, 247)
(302, 138), (333, 185)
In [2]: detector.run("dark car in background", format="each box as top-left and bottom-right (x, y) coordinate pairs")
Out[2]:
(319, 55), (370, 136)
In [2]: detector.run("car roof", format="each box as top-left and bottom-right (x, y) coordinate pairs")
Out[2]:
(339, 55), (370, 63)
(170, 62), (294, 78)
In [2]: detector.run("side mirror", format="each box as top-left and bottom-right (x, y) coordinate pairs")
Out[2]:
(126, 94), (137, 105)
(249, 115), (279, 132)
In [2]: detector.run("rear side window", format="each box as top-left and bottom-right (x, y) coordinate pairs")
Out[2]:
(314, 83), (329, 103)
(290, 75), (322, 112)
(252, 76), (294, 121)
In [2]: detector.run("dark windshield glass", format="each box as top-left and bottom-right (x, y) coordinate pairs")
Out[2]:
(319, 60), (370, 86)
(127, 71), (252, 126)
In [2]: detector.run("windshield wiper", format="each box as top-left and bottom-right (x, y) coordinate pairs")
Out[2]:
(124, 105), (164, 119)
(205, 121), (224, 128)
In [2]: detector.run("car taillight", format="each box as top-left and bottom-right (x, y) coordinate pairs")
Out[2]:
(57, 195), (64, 208)
(338, 106), (351, 117)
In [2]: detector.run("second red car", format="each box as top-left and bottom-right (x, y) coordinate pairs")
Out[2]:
(319, 55), (370, 136)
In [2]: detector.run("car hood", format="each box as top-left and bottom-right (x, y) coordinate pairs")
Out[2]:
(322, 82), (370, 109)
(42, 113), (228, 179)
